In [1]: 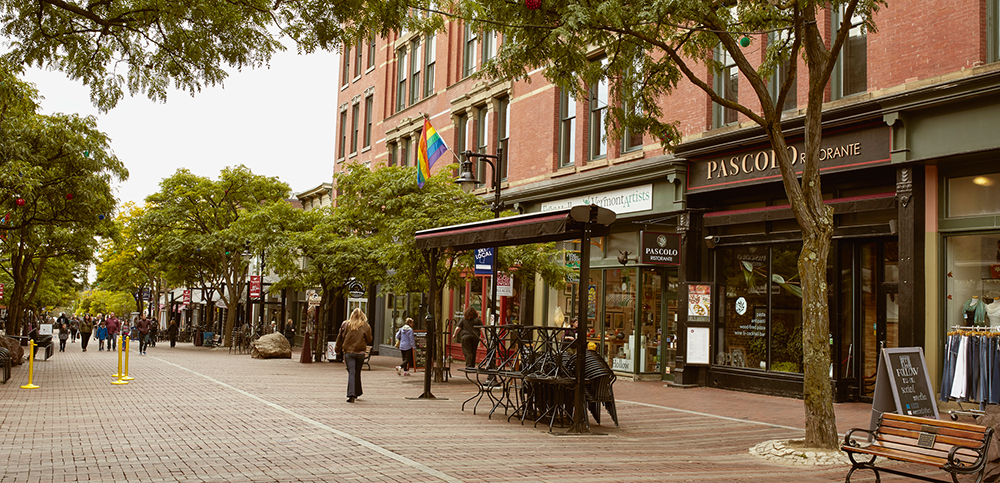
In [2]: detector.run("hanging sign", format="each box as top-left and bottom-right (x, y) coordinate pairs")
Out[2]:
(182, 289), (191, 304)
(640, 231), (681, 265)
(474, 248), (494, 275)
(496, 273), (514, 297)
(0, 283), (4, 298)
(249, 276), (262, 299)
(347, 279), (366, 298)
(870, 347), (939, 430)
(307, 290), (321, 307)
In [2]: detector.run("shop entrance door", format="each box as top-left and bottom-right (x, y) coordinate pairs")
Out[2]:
(840, 240), (899, 400)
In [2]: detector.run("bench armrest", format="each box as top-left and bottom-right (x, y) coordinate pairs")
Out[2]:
(944, 427), (993, 473)
(843, 428), (876, 448)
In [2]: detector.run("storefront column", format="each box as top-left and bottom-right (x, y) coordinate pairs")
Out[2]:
(896, 166), (926, 348)
(676, 211), (705, 386)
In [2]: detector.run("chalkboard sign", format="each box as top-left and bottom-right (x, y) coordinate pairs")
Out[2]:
(413, 330), (428, 369)
(870, 347), (939, 430)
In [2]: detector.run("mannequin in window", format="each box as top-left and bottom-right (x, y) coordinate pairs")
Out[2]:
(987, 293), (1000, 326)
(963, 296), (986, 326)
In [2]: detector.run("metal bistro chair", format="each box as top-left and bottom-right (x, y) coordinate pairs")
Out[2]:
(566, 350), (619, 427)
(0, 347), (12, 384)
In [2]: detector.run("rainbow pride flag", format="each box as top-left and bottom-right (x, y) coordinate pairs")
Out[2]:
(417, 117), (448, 188)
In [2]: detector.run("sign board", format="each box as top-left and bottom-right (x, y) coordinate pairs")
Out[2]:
(640, 231), (681, 265)
(685, 326), (710, 365)
(474, 248), (493, 275)
(496, 273), (514, 297)
(347, 279), (366, 298)
(182, 289), (191, 304)
(413, 330), (428, 369)
(306, 290), (320, 307)
(1, 282), (5, 298)
(870, 347), (939, 431)
(249, 276), (261, 299)
(686, 284), (712, 323)
(39, 324), (53, 336)
(540, 183), (654, 215)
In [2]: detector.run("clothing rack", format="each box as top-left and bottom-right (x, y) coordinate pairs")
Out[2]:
(941, 326), (1000, 417)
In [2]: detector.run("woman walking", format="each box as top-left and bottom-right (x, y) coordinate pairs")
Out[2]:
(79, 315), (94, 352)
(395, 318), (416, 376)
(334, 308), (372, 403)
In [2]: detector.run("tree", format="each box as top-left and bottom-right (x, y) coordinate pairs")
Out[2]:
(144, 166), (289, 347)
(95, 202), (164, 316)
(0, 64), (127, 334)
(452, 0), (883, 448)
(0, 0), (417, 110)
(243, 201), (384, 360)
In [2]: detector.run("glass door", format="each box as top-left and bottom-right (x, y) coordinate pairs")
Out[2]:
(854, 240), (899, 399)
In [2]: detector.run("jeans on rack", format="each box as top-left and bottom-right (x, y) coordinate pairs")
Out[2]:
(941, 334), (959, 402)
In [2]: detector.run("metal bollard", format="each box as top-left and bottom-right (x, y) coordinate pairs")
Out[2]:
(122, 334), (134, 381)
(20, 339), (40, 389)
(112, 334), (128, 385)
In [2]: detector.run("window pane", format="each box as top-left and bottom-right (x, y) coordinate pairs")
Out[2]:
(397, 48), (407, 112)
(718, 246), (769, 370)
(949, 173), (1000, 217)
(560, 91), (576, 166)
(364, 95), (373, 147)
(424, 34), (436, 97)
(410, 39), (421, 104)
(498, 96), (510, 179)
(769, 244), (803, 373)
(350, 104), (359, 153)
(338, 111), (348, 158)
(590, 75), (608, 159)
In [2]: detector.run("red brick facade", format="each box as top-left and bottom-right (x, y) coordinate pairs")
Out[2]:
(334, 4), (998, 198)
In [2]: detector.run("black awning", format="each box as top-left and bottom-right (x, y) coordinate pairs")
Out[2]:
(414, 205), (617, 251)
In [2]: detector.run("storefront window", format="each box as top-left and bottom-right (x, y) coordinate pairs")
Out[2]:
(717, 244), (803, 372)
(605, 268), (636, 372)
(946, 234), (1000, 327)
(948, 173), (1000, 218)
(769, 245), (804, 373)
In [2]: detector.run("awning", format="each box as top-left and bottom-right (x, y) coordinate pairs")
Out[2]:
(414, 205), (617, 251)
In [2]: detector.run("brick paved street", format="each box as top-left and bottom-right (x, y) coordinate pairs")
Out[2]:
(0, 341), (940, 482)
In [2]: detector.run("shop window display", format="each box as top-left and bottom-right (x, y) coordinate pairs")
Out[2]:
(946, 234), (1000, 327)
(604, 268), (636, 371)
(717, 244), (803, 372)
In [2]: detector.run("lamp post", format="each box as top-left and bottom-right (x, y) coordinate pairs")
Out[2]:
(455, 147), (504, 325)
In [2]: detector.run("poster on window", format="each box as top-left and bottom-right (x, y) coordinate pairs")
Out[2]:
(687, 284), (711, 322)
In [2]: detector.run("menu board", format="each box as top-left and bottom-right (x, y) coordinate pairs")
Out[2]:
(687, 284), (711, 322)
(870, 347), (939, 430)
(413, 330), (428, 369)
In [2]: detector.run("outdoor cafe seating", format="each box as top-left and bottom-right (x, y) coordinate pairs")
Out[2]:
(459, 324), (619, 432)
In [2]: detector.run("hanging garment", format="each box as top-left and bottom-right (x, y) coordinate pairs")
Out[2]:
(941, 333), (960, 402)
(951, 335), (969, 400)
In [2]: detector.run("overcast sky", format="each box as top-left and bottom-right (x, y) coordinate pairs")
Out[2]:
(22, 46), (341, 207)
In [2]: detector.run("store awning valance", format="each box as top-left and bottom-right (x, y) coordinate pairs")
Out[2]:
(414, 205), (617, 251)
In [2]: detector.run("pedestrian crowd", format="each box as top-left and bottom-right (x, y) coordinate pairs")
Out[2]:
(52, 312), (159, 354)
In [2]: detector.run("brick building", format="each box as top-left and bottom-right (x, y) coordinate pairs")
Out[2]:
(334, 3), (1000, 401)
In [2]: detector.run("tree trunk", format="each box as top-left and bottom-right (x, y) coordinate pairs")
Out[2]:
(800, 228), (838, 448)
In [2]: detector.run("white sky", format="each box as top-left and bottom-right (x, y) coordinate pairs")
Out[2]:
(22, 46), (341, 207)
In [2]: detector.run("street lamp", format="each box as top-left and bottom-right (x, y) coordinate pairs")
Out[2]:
(455, 148), (504, 325)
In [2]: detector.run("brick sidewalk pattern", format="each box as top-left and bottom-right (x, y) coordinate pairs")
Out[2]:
(0, 341), (940, 482)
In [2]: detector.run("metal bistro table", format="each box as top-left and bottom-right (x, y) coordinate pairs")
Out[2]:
(459, 325), (617, 432)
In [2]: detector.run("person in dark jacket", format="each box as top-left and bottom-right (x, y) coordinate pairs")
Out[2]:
(334, 308), (372, 403)
(167, 320), (178, 347)
(453, 307), (482, 368)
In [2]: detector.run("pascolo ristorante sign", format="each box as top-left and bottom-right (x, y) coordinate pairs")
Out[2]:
(688, 123), (889, 193)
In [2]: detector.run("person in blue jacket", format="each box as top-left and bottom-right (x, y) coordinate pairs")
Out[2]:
(395, 318), (416, 376)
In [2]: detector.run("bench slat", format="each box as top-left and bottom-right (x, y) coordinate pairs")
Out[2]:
(873, 438), (981, 465)
(881, 413), (988, 435)
(846, 444), (950, 467)
(880, 419), (989, 443)
(878, 426), (989, 450)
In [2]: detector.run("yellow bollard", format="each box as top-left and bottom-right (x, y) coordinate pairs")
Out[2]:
(20, 339), (40, 389)
(112, 334), (128, 385)
(122, 334), (134, 381)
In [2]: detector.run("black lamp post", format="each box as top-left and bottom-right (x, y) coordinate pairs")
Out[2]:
(455, 147), (504, 325)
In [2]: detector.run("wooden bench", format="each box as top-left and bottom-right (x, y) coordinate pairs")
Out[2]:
(842, 412), (993, 483)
